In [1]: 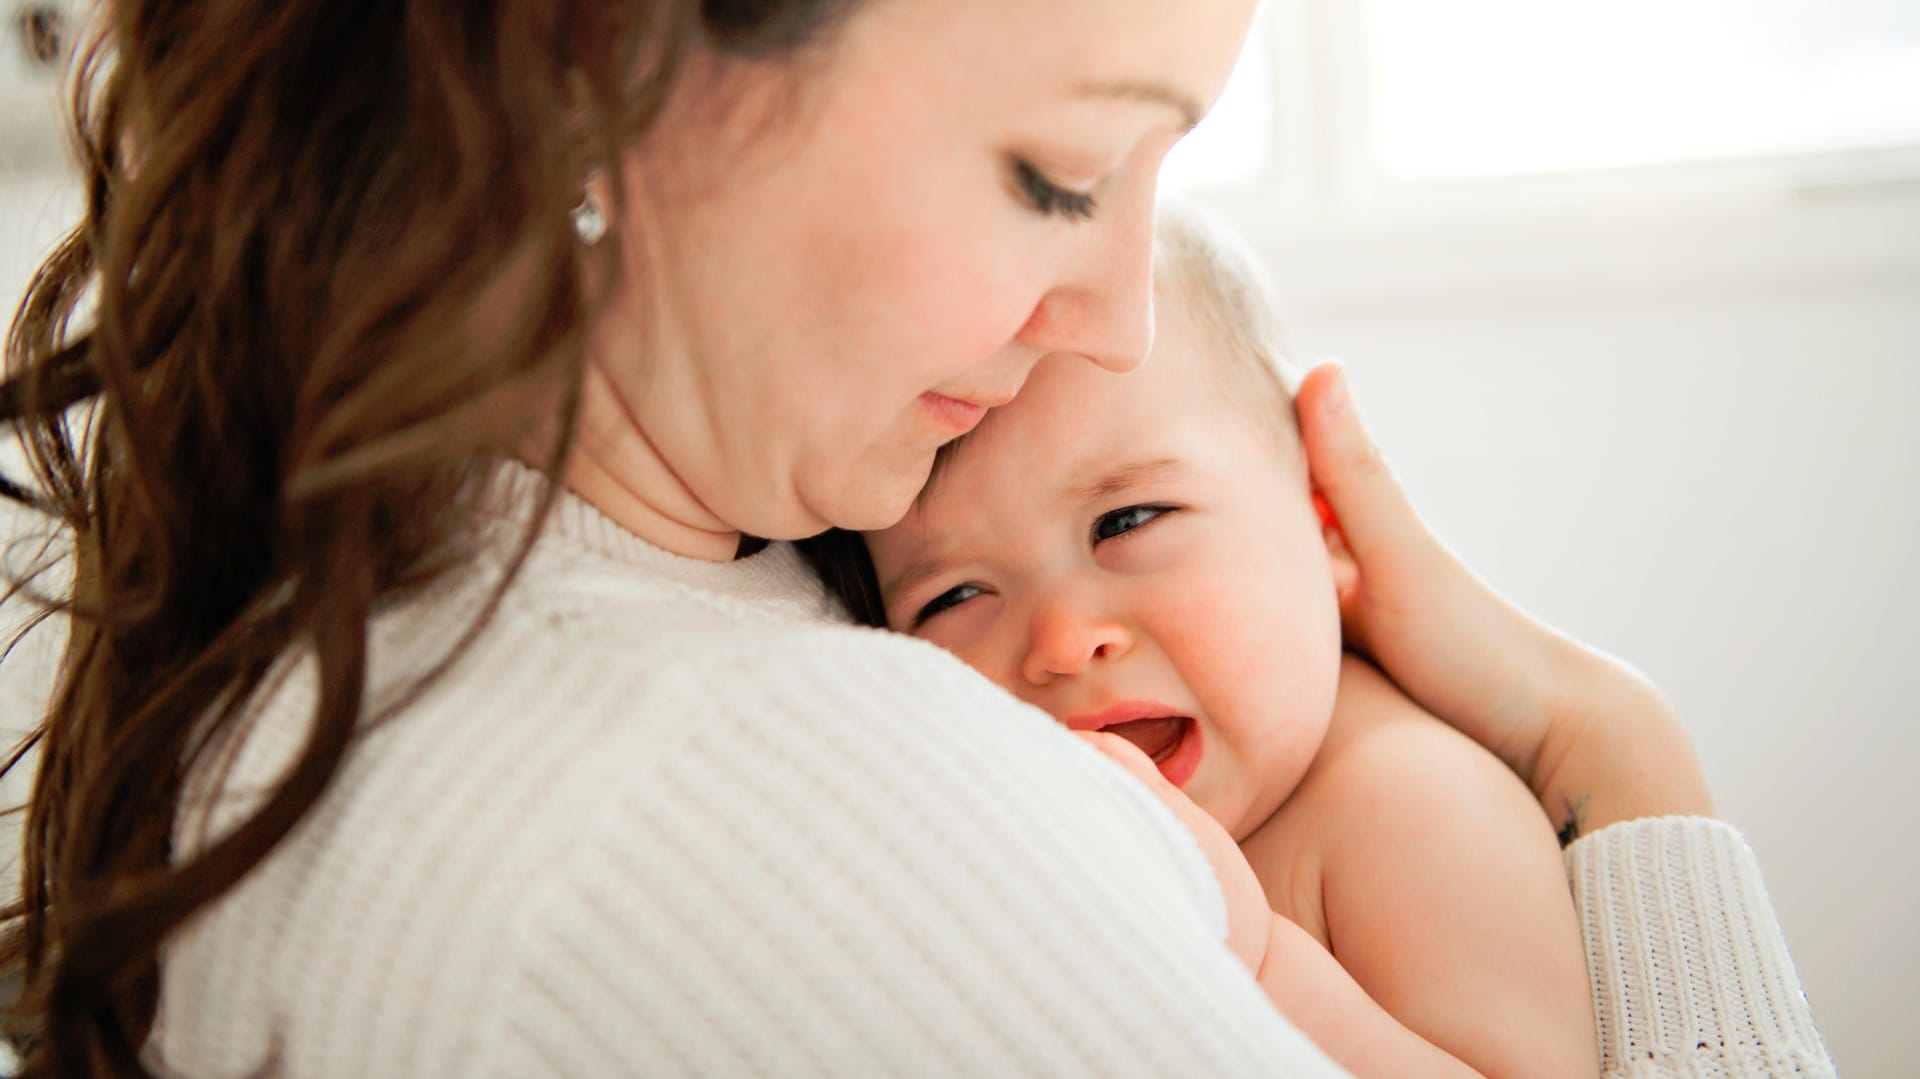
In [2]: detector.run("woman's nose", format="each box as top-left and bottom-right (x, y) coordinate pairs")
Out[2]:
(1016, 200), (1157, 374)
(1020, 598), (1135, 687)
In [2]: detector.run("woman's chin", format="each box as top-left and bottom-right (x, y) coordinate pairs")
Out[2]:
(827, 491), (921, 535)
(796, 456), (935, 535)
(744, 484), (911, 542)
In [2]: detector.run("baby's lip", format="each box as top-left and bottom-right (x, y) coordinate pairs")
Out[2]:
(1066, 702), (1205, 787)
(1063, 700), (1185, 733)
(1064, 701), (1192, 762)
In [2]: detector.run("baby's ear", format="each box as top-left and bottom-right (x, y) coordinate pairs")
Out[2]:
(1315, 490), (1360, 602)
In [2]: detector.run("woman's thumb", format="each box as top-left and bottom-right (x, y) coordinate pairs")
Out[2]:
(1293, 361), (1423, 570)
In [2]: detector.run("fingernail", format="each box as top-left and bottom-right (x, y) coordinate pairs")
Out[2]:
(1319, 361), (1349, 419)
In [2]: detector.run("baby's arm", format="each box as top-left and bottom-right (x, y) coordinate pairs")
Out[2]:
(1305, 656), (1599, 1079)
(1079, 729), (1479, 1077)
(1254, 910), (1481, 1077)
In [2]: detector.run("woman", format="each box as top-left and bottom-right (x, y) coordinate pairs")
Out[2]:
(0, 1), (1831, 1076)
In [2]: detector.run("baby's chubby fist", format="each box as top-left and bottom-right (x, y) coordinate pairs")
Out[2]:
(1073, 730), (1274, 978)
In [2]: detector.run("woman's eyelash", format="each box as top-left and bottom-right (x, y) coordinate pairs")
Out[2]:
(1092, 504), (1176, 544)
(913, 583), (984, 627)
(1013, 160), (1098, 221)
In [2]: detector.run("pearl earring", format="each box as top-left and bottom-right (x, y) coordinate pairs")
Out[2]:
(570, 182), (608, 245)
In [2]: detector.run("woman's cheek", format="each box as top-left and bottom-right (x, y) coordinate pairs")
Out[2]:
(946, 235), (1063, 356)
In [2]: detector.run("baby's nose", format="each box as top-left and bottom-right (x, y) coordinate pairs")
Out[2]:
(1020, 602), (1133, 687)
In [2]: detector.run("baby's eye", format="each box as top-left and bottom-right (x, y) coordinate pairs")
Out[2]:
(914, 583), (984, 627)
(1092, 504), (1174, 544)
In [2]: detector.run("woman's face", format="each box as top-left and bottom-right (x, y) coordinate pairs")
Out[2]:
(589, 0), (1260, 543)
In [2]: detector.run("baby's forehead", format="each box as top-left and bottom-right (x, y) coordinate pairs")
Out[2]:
(1154, 273), (1299, 449)
(920, 366), (1290, 521)
(1151, 208), (1297, 426)
(916, 438), (968, 503)
(917, 413), (1292, 536)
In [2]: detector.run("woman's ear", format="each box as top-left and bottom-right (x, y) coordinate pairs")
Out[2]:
(1315, 490), (1360, 603)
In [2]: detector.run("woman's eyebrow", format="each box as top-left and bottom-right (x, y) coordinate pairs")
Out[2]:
(1066, 457), (1187, 504)
(1075, 79), (1204, 132)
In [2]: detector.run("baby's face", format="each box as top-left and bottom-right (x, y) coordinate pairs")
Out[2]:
(865, 297), (1348, 840)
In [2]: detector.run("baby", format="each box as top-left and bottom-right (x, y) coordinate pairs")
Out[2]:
(802, 210), (1597, 1078)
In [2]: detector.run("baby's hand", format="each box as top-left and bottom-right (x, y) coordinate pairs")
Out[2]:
(1073, 731), (1271, 976)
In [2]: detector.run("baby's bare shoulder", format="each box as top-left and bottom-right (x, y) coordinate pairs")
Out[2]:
(1286, 659), (1598, 1078)
(1245, 657), (1563, 958)
(1308, 656), (1532, 819)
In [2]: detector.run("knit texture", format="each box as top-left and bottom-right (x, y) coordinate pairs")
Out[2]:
(150, 463), (1833, 1076)
(153, 463), (1340, 1078)
(1569, 817), (1836, 1079)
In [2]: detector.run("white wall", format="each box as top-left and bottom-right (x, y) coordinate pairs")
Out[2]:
(0, 168), (77, 309)
(1236, 192), (1920, 1078)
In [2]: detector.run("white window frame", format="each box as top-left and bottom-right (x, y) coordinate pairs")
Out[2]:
(1177, 0), (1920, 313)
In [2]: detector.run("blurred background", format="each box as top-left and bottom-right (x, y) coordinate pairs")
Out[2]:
(1, 1), (1917, 1074)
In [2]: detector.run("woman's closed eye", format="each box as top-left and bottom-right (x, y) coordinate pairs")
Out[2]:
(913, 583), (986, 628)
(1012, 159), (1098, 221)
(1092, 503), (1176, 545)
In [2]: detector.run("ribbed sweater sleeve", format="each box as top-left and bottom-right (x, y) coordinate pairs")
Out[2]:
(1566, 817), (1837, 1078)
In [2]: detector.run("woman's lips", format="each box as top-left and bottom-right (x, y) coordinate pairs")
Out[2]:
(920, 392), (988, 434)
(1099, 716), (1202, 788)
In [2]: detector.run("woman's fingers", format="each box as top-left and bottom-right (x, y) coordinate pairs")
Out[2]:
(1074, 731), (1271, 974)
(1291, 360), (1715, 830)
(1292, 361), (1552, 775)
(1292, 361), (1435, 588)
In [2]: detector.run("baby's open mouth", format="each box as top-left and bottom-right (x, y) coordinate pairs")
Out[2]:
(1101, 716), (1192, 766)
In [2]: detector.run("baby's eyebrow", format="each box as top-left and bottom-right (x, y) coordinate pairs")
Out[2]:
(1065, 457), (1187, 505)
(879, 553), (949, 604)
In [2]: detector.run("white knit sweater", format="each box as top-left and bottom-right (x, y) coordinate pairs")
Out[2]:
(151, 465), (1835, 1078)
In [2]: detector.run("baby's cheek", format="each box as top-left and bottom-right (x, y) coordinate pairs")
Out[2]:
(1197, 610), (1342, 815)
(1187, 572), (1338, 695)
(935, 605), (1030, 697)
(1204, 698), (1328, 841)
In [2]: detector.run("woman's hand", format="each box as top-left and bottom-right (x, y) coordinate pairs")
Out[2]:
(1074, 731), (1273, 975)
(1293, 362), (1714, 840)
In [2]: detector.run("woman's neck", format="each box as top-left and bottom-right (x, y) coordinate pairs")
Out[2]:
(558, 362), (743, 563)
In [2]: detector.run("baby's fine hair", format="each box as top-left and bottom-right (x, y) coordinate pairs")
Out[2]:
(1151, 203), (1300, 443)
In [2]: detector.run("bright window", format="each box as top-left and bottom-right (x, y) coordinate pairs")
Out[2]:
(1366, 0), (1920, 179)
(1163, 0), (1920, 197)
(1161, 10), (1275, 194)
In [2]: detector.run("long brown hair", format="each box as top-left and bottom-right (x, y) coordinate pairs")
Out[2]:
(0, 1), (856, 1073)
